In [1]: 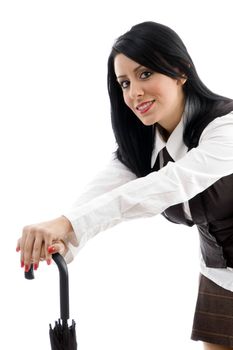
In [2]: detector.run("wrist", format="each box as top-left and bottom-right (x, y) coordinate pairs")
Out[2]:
(60, 215), (78, 247)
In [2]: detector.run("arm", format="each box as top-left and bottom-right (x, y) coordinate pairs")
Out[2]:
(17, 156), (137, 265)
(70, 156), (137, 207)
(64, 114), (233, 258)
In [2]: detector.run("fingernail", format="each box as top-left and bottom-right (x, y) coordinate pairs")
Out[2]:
(48, 246), (55, 254)
(34, 263), (38, 271)
(24, 264), (30, 272)
(47, 259), (52, 265)
(21, 261), (24, 268)
(16, 247), (20, 252)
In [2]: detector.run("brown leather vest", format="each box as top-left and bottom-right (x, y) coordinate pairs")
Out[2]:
(153, 147), (233, 268)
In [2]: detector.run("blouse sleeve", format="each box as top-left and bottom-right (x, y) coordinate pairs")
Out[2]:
(64, 113), (233, 261)
(63, 155), (137, 261)
(70, 156), (137, 207)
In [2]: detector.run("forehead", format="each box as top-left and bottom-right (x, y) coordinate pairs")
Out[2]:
(114, 54), (141, 77)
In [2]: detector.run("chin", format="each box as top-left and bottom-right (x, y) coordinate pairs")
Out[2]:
(140, 118), (156, 126)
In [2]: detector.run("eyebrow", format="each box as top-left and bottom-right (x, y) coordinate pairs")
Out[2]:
(116, 65), (143, 80)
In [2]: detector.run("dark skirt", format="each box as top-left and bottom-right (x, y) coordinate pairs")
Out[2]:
(191, 274), (233, 347)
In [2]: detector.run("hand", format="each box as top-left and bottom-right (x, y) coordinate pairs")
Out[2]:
(16, 216), (77, 271)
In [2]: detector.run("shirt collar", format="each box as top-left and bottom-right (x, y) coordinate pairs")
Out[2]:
(151, 102), (189, 167)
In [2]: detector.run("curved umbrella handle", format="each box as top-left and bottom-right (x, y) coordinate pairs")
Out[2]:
(24, 253), (70, 322)
(24, 265), (34, 280)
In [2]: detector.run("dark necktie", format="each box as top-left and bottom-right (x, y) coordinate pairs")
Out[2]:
(152, 146), (173, 170)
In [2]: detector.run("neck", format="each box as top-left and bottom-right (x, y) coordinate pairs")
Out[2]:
(157, 124), (170, 142)
(158, 94), (186, 134)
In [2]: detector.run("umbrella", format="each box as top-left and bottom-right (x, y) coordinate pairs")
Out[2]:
(25, 253), (77, 349)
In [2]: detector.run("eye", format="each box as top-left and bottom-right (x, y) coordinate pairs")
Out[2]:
(140, 71), (152, 79)
(119, 80), (130, 89)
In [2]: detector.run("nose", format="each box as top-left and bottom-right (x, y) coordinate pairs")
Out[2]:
(129, 81), (144, 99)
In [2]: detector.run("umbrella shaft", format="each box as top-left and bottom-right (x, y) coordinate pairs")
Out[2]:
(52, 253), (70, 321)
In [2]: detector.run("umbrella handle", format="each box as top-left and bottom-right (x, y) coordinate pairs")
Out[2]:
(24, 253), (70, 322)
(52, 252), (70, 322)
(24, 265), (34, 279)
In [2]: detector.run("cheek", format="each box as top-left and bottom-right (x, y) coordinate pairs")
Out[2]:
(123, 93), (132, 109)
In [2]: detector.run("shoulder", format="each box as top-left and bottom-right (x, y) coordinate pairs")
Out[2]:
(200, 112), (233, 142)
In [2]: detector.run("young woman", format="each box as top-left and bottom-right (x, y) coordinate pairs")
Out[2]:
(17, 22), (233, 349)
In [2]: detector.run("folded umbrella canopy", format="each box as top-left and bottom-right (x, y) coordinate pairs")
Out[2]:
(25, 253), (77, 350)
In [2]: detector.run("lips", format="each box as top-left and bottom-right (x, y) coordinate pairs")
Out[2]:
(136, 99), (156, 113)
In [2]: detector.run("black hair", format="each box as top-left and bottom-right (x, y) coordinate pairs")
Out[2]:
(107, 21), (233, 177)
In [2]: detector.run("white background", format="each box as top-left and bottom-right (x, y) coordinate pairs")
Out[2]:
(0, 0), (232, 349)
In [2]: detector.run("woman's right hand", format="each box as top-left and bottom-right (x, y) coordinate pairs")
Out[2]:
(16, 216), (77, 271)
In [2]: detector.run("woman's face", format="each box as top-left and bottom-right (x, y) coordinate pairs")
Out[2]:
(114, 53), (186, 133)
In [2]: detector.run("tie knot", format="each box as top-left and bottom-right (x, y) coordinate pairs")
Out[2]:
(152, 147), (174, 171)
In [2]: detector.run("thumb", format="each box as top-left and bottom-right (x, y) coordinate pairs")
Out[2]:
(48, 241), (66, 255)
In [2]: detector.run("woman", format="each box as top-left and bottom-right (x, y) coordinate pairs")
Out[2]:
(17, 22), (233, 349)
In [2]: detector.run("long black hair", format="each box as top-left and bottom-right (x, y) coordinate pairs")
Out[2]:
(107, 21), (233, 177)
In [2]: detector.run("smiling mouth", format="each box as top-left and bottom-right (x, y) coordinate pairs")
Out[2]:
(136, 99), (156, 114)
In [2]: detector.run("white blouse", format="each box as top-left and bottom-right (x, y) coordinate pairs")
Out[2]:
(64, 111), (233, 292)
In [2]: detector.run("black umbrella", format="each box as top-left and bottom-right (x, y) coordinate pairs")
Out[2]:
(25, 253), (77, 349)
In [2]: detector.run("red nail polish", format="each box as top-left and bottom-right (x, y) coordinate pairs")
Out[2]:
(16, 247), (20, 252)
(47, 259), (52, 265)
(21, 261), (24, 268)
(48, 246), (55, 254)
(34, 263), (38, 270)
(25, 264), (30, 272)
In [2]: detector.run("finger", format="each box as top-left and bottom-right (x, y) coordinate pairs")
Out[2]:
(48, 241), (66, 256)
(23, 233), (36, 271)
(16, 238), (21, 252)
(20, 228), (29, 268)
(40, 242), (46, 261)
(17, 238), (24, 268)
(39, 243), (50, 265)
(44, 230), (53, 264)
(32, 236), (43, 270)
